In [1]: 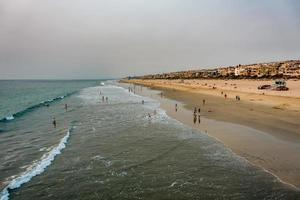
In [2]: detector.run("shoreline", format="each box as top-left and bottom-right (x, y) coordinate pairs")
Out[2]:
(119, 79), (300, 188)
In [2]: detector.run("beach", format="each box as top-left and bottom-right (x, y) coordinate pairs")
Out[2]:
(3, 80), (300, 199)
(120, 79), (300, 188)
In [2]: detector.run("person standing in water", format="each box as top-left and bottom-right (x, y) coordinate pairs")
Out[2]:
(52, 117), (56, 128)
(64, 103), (68, 111)
(193, 113), (197, 124)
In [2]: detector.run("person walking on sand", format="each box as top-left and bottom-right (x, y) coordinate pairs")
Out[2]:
(175, 103), (178, 112)
(224, 94), (227, 99)
(194, 107), (197, 115)
(198, 108), (201, 113)
(64, 103), (68, 111)
(52, 117), (56, 128)
(193, 113), (197, 124)
(198, 114), (201, 124)
(203, 99), (206, 105)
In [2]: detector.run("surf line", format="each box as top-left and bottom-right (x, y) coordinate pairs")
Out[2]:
(0, 128), (73, 200)
(0, 92), (75, 123)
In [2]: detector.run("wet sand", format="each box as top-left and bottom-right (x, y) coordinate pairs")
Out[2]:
(120, 79), (300, 189)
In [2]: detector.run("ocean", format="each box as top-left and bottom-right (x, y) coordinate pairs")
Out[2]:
(0, 80), (299, 200)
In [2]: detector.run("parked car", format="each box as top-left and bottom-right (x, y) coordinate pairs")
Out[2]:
(273, 86), (289, 91)
(258, 85), (271, 90)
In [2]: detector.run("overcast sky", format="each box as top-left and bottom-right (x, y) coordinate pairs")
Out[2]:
(0, 0), (299, 79)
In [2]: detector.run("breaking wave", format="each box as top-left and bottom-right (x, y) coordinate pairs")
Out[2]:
(0, 128), (72, 200)
(0, 92), (74, 123)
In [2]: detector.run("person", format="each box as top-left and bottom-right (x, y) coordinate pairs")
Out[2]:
(193, 113), (197, 124)
(203, 99), (206, 105)
(142, 100), (144, 104)
(52, 117), (56, 128)
(65, 103), (68, 111)
(194, 107), (197, 114)
(198, 114), (201, 124)
(175, 103), (178, 112)
(102, 96), (105, 102)
(198, 108), (201, 113)
(224, 94), (227, 99)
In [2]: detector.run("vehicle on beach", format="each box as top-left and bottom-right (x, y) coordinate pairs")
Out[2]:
(258, 85), (271, 90)
(258, 79), (289, 91)
(272, 79), (289, 91)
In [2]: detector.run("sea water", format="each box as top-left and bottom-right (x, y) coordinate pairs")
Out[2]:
(0, 80), (299, 200)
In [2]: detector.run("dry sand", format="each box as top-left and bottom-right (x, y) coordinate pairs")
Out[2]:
(128, 79), (300, 111)
(120, 79), (300, 188)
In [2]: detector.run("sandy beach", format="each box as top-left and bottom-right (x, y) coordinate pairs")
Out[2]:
(120, 79), (300, 188)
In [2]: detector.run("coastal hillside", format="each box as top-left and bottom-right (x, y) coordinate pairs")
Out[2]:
(132, 60), (300, 79)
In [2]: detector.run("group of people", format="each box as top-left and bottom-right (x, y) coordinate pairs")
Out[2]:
(193, 107), (201, 124)
(221, 91), (241, 101)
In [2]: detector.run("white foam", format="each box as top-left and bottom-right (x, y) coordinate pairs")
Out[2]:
(5, 116), (14, 121)
(0, 130), (71, 200)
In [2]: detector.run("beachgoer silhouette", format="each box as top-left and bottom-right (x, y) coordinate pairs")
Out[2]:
(142, 100), (144, 104)
(65, 104), (68, 111)
(203, 99), (206, 105)
(102, 96), (105, 102)
(224, 94), (227, 99)
(52, 117), (56, 128)
(193, 114), (197, 124)
(198, 114), (201, 124)
(175, 104), (178, 112)
(198, 108), (201, 113)
(194, 107), (197, 114)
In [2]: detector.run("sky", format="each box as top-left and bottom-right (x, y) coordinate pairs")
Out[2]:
(0, 0), (300, 79)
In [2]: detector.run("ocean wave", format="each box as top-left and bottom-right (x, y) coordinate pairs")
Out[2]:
(0, 93), (74, 123)
(0, 129), (72, 200)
